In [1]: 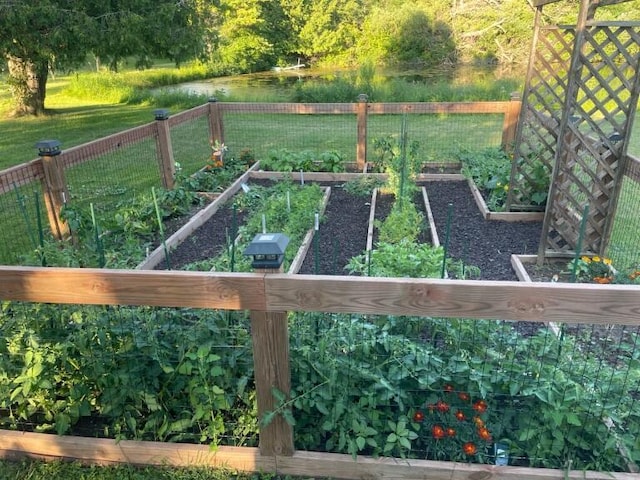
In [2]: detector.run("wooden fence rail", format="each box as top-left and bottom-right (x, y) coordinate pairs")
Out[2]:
(0, 98), (522, 240)
(1, 265), (640, 479)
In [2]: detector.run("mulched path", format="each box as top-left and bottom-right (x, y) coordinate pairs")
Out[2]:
(158, 179), (543, 281)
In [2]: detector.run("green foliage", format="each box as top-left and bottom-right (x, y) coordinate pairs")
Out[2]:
(376, 203), (424, 244)
(289, 312), (640, 469)
(346, 240), (442, 278)
(458, 147), (512, 211)
(343, 176), (386, 197)
(185, 181), (325, 273)
(0, 459), (311, 480)
(261, 149), (346, 172)
(0, 301), (257, 444)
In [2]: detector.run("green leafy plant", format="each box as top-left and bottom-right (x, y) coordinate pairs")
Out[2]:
(346, 240), (443, 278)
(261, 149), (346, 173)
(342, 176), (386, 197)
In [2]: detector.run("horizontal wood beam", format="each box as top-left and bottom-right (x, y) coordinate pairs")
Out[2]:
(0, 159), (44, 195)
(221, 103), (357, 114)
(0, 267), (265, 310)
(265, 274), (640, 326)
(366, 101), (511, 115)
(2, 268), (640, 326)
(1, 430), (639, 480)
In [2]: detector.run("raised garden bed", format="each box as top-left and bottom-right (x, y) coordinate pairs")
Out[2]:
(141, 172), (544, 281)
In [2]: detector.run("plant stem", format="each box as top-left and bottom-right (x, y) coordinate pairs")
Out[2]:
(90, 203), (105, 267)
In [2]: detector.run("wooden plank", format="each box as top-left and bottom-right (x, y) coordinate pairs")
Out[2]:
(422, 187), (440, 247)
(276, 450), (640, 480)
(366, 188), (377, 252)
(0, 430), (274, 470)
(467, 178), (545, 221)
(356, 98), (368, 168)
(60, 123), (157, 170)
(249, 171), (383, 182)
(264, 274), (640, 326)
(367, 101), (510, 115)
(624, 153), (640, 184)
(221, 103), (357, 114)
(0, 159), (44, 194)
(287, 187), (331, 274)
(0, 267), (265, 310)
(167, 103), (208, 127)
(137, 163), (259, 270)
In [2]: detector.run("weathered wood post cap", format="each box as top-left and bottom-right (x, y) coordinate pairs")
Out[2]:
(153, 109), (170, 121)
(243, 233), (289, 269)
(35, 139), (61, 156)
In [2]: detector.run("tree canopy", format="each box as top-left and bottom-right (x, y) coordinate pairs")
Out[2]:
(2, 0), (639, 116)
(0, 0), (209, 116)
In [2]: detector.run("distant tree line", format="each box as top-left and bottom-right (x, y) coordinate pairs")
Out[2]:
(1, 0), (638, 116)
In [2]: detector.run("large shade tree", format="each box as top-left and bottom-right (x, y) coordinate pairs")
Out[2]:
(0, 0), (206, 117)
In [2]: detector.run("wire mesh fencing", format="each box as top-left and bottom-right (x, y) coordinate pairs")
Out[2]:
(289, 311), (640, 471)
(0, 301), (257, 446)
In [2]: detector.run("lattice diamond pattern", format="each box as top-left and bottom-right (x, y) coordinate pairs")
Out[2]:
(508, 27), (574, 209)
(545, 24), (640, 254)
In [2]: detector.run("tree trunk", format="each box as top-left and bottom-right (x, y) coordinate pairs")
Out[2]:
(6, 55), (49, 116)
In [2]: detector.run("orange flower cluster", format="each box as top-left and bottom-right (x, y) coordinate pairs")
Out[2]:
(411, 385), (494, 458)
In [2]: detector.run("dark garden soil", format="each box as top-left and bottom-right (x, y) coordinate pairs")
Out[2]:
(160, 179), (543, 281)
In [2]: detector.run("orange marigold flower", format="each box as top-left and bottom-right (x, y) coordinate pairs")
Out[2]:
(446, 427), (456, 437)
(435, 400), (450, 413)
(478, 427), (492, 441)
(432, 425), (445, 440)
(593, 276), (611, 284)
(443, 384), (454, 393)
(455, 410), (466, 421)
(413, 411), (425, 423)
(473, 416), (484, 427)
(463, 442), (477, 455)
(472, 399), (488, 413)
(458, 392), (470, 402)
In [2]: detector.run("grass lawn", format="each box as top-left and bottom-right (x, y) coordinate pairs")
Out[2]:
(0, 459), (314, 480)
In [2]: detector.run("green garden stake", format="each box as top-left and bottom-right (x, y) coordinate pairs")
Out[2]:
(152, 187), (171, 270)
(314, 212), (320, 274)
(398, 114), (408, 208)
(90, 203), (105, 268)
(230, 204), (237, 272)
(13, 182), (37, 250)
(570, 204), (590, 283)
(441, 203), (454, 279)
(331, 237), (338, 275)
(34, 191), (46, 266)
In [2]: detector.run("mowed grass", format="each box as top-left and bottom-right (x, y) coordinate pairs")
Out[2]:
(0, 459), (313, 480)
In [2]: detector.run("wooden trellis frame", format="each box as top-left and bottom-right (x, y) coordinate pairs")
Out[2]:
(508, 0), (640, 260)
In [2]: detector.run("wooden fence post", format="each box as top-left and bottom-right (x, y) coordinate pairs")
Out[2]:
(153, 109), (175, 189)
(356, 94), (368, 171)
(245, 234), (294, 457)
(208, 98), (225, 146)
(36, 140), (69, 239)
(502, 92), (522, 154)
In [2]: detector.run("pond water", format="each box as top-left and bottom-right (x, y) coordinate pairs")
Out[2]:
(168, 63), (524, 100)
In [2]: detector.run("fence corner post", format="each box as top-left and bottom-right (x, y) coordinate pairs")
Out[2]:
(208, 97), (225, 147)
(356, 93), (369, 171)
(502, 92), (522, 155)
(153, 109), (175, 190)
(36, 139), (69, 239)
(245, 234), (294, 458)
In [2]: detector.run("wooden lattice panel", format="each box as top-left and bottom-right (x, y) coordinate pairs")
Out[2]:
(545, 23), (640, 254)
(507, 26), (575, 210)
